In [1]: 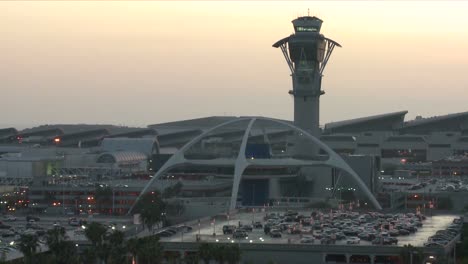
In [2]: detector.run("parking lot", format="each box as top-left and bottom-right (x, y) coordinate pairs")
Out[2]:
(0, 214), (134, 260)
(160, 210), (459, 248)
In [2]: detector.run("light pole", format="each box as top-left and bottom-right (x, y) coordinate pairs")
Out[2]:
(212, 218), (216, 237)
(61, 176), (65, 215)
(252, 208), (255, 224)
(112, 188), (115, 215)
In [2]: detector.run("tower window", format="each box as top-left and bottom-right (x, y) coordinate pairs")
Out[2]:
(295, 26), (318, 32)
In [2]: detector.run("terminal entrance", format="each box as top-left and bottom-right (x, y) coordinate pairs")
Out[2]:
(241, 179), (269, 206)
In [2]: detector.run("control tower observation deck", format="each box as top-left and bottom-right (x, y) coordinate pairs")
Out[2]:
(273, 16), (341, 156)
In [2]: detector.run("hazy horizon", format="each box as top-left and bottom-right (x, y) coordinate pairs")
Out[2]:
(2, 1), (468, 129)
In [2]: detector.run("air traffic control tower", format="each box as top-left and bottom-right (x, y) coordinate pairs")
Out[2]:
(273, 16), (341, 156)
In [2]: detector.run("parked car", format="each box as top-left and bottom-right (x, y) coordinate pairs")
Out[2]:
(223, 225), (236, 235)
(26, 216), (40, 222)
(69, 219), (79, 226)
(270, 230), (282, 238)
(240, 225), (253, 232)
(233, 230), (247, 239)
(346, 237), (360, 245)
(3, 215), (16, 222)
(253, 222), (263, 229)
(300, 236), (314, 244)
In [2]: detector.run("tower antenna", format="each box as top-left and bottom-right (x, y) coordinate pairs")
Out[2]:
(308, 8), (310, 16)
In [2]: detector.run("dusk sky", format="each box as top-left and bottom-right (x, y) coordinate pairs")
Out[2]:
(2, 1), (468, 129)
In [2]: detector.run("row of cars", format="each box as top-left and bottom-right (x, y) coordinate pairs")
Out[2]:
(424, 217), (462, 247)
(222, 222), (262, 239)
(155, 225), (193, 238)
(260, 210), (426, 246)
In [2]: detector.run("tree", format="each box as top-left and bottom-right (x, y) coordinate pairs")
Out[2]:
(136, 236), (163, 264)
(46, 227), (78, 264)
(162, 182), (183, 199)
(198, 243), (213, 264)
(166, 251), (181, 264)
(80, 247), (97, 264)
(213, 245), (226, 264)
(400, 244), (424, 264)
(107, 230), (126, 264)
(166, 200), (185, 216)
(18, 234), (39, 264)
(84, 222), (107, 247)
(95, 186), (113, 213)
(126, 238), (140, 264)
(84, 222), (108, 264)
(185, 252), (200, 264)
(134, 192), (165, 232)
(225, 244), (241, 264)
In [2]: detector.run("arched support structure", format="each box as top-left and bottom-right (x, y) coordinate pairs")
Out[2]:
(128, 117), (382, 215)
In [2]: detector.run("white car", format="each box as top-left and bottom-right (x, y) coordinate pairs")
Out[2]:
(346, 237), (361, 245)
(4, 215), (16, 221)
(300, 236), (315, 244)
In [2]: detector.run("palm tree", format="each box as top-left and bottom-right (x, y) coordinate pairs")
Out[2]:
(400, 244), (424, 264)
(185, 252), (200, 264)
(46, 227), (78, 264)
(137, 236), (163, 264)
(95, 186), (113, 214)
(214, 245), (227, 264)
(198, 243), (213, 264)
(126, 238), (140, 264)
(84, 222), (107, 247)
(46, 227), (65, 259)
(107, 230), (126, 264)
(18, 234), (39, 264)
(80, 247), (97, 264)
(135, 193), (165, 232)
(225, 244), (241, 264)
(166, 251), (181, 264)
(84, 222), (108, 264)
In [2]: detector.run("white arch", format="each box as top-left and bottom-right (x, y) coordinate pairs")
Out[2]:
(128, 117), (381, 214)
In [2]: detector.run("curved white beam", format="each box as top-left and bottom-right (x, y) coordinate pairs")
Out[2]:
(229, 118), (256, 211)
(129, 116), (382, 215)
(256, 117), (382, 210)
(128, 118), (252, 214)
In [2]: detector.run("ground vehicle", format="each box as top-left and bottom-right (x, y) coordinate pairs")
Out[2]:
(289, 228), (301, 235)
(223, 225), (236, 235)
(3, 215), (16, 221)
(300, 236), (314, 244)
(372, 237), (397, 245)
(233, 230), (247, 239)
(0, 223), (11, 230)
(176, 225), (193, 233)
(321, 237), (335, 245)
(156, 231), (173, 237)
(346, 237), (360, 245)
(270, 230), (282, 238)
(253, 222), (263, 229)
(26, 216), (40, 222)
(399, 229), (410, 235)
(240, 224), (253, 232)
(69, 219), (79, 226)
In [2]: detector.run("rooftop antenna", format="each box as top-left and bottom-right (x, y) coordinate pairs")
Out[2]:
(308, 8), (310, 16)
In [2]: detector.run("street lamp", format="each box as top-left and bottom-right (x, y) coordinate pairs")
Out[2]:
(252, 208), (255, 224)
(112, 187), (115, 215)
(212, 219), (216, 236)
